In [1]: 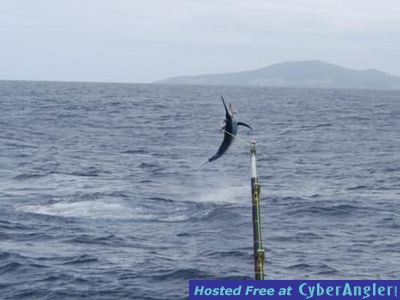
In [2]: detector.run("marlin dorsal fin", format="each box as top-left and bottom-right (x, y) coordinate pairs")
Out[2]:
(238, 122), (253, 131)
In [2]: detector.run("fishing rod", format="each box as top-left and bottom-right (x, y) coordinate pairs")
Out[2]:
(250, 141), (265, 280)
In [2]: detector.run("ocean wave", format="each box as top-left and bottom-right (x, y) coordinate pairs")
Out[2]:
(0, 258), (48, 276)
(13, 173), (47, 180)
(65, 234), (126, 246)
(148, 196), (175, 203)
(0, 220), (29, 230)
(287, 262), (339, 276)
(121, 149), (147, 154)
(137, 162), (160, 169)
(62, 254), (99, 265)
(0, 261), (24, 276)
(152, 268), (211, 281)
(287, 203), (370, 217)
(204, 250), (251, 259)
(188, 205), (240, 223)
(347, 185), (369, 190)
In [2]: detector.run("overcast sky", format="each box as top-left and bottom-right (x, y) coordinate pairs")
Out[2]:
(1, 0), (400, 83)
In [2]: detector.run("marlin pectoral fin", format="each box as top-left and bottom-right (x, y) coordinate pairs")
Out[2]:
(238, 122), (253, 131)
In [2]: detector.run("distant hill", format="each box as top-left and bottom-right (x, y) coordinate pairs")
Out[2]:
(157, 60), (400, 89)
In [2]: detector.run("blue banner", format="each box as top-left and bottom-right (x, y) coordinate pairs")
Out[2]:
(189, 280), (399, 300)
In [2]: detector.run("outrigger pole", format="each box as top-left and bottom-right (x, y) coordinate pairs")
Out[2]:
(250, 141), (265, 280)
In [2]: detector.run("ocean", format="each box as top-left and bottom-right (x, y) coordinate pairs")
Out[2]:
(0, 81), (399, 299)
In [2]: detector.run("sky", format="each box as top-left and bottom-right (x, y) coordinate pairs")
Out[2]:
(1, 0), (400, 83)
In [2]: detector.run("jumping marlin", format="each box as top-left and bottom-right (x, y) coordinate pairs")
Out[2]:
(202, 96), (252, 166)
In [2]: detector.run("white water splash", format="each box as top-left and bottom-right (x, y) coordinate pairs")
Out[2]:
(195, 183), (249, 205)
(19, 200), (153, 220)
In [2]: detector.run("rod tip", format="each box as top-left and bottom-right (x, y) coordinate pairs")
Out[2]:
(250, 141), (256, 154)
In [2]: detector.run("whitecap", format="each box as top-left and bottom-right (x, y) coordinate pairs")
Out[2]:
(19, 200), (153, 220)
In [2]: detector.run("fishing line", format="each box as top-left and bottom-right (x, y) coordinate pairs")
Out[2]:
(224, 130), (255, 146)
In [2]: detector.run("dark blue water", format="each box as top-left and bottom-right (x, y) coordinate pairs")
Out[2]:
(0, 81), (399, 299)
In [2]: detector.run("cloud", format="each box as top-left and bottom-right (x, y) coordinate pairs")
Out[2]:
(0, 0), (399, 82)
